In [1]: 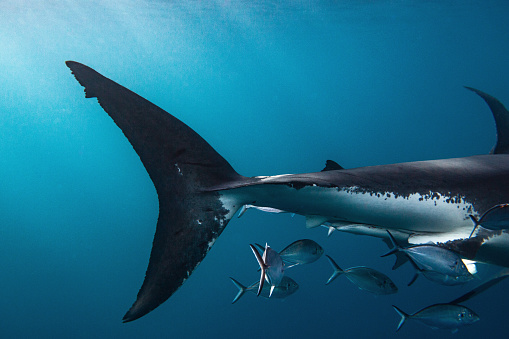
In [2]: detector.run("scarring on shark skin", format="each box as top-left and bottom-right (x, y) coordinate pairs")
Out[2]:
(65, 61), (509, 322)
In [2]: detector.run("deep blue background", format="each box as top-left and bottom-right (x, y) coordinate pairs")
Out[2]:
(1, 1), (509, 338)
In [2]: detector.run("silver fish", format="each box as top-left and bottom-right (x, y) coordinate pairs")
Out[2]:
(382, 231), (473, 279)
(406, 254), (474, 286)
(393, 304), (479, 333)
(325, 255), (397, 295)
(250, 243), (284, 297)
(229, 276), (299, 303)
(470, 203), (509, 237)
(256, 239), (324, 269)
(279, 239), (324, 268)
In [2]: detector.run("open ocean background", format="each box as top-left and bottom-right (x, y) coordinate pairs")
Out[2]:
(1, 1), (509, 338)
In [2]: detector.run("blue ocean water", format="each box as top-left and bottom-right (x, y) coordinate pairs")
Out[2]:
(1, 0), (509, 337)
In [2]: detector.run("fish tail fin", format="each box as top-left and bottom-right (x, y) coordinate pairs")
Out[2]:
(66, 61), (246, 322)
(250, 244), (266, 296)
(469, 215), (480, 238)
(380, 249), (398, 258)
(229, 278), (247, 304)
(392, 305), (409, 331)
(385, 230), (401, 250)
(325, 255), (344, 285)
(381, 231), (408, 270)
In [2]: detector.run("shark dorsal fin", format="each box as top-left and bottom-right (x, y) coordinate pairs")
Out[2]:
(321, 160), (344, 172)
(465, 87), (509, 154)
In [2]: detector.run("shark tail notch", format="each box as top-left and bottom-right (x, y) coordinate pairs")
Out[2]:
(66, 61), (245, 322)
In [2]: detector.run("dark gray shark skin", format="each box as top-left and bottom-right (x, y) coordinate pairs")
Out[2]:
(66, 61), (509, 322)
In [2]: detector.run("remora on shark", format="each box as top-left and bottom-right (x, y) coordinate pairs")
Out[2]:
(65, 61), (509, 322)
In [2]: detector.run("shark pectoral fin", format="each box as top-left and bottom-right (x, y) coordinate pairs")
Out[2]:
(305, 216), (329, 229)
(67, 61), (243, 322)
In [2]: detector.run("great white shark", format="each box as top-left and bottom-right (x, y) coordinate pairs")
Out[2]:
(65, 61), (509, 322)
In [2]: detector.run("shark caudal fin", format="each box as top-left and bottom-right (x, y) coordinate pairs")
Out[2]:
(66, 61), (246, 322)
(465, 87), (509, 154)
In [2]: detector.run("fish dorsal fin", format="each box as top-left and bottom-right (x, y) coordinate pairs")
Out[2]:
(66, 61), (242, 322)
(321, 160), (344, 172)
(465, 87), (509, 154)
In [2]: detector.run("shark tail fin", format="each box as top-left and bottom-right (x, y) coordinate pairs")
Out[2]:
(325, 255), (344, 285)
(392, 305), (409, 331)
(66, 61), (246, 322)
(229, 278), (247, 304)
(250, 244), (267, 296)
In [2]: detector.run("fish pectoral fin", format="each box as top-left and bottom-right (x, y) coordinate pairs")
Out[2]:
(269, 285), (275, 298)
(237, 205), (248, 218)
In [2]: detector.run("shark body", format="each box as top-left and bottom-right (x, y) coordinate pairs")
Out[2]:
(65, 61), (509, 322)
